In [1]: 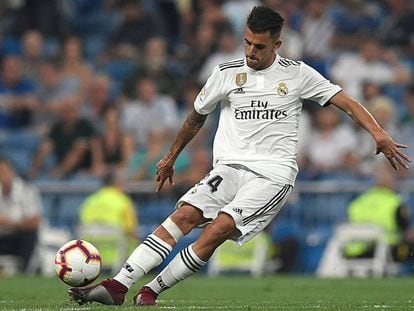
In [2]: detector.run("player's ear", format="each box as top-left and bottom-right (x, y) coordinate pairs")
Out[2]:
(274, 39), (282, 51)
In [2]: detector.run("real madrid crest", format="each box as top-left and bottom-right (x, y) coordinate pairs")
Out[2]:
(235, 72), (247, 87)
(277, 82), (288, 96)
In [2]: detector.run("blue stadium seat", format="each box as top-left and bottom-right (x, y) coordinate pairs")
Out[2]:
(56, 195), (88, 233)
(297, 225), (334, 274)
(0, 130), (40, 175)
(271, 219), (305, 243)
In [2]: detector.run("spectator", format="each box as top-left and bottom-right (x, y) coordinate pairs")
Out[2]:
(120, 76), (179, 150)
(278, 25), (304, 61)
(222, 0), (261, 39)
(60, 36), (93, 101)
(357, 96), (400, 176)
(330, 39), (410, 102)
(361, 81), (382, 103)
(199, 28), (244, 83)
(0, 157), (41, 272)
(3, 0), (67, 38)
(128, 128), (189, 182)
(345, 162), (414, 263)
(123, 37), (184, 99)
(0, 55), (37, 129)
(35, 59), (77, 131)
(300, 1), (334, 61)
(66, 0), (119, 41)
(28, 96), (96, 180)
(330, 0), (383, 50)
(400, 86), (414, 178)
(301, 106), (358, 179)
(378, 0), (414, 57)
(110, 0), (163, 48)
(195, 0), (231, 32)
(80, 75), (114, 132)
(21, 29), (45, 80)
(80, 170), (139, 269)
(180, 22), (217, 79)
(91, 105), (134, 177)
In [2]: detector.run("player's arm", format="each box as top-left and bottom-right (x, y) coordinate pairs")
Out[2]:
(156, 109), (207, 192)
(329, 91), (411, 170)
(156, 65), (224, 192)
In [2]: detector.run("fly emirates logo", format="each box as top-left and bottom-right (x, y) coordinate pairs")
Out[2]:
(234, 100), (288, 120)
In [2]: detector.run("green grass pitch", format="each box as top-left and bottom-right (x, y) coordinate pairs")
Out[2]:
(0, 275), (413, 310)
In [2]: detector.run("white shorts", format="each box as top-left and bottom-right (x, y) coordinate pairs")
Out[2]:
(176, 164), (293, 246)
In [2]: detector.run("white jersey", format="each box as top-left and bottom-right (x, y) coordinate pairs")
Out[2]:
(194, 54), (341, 185)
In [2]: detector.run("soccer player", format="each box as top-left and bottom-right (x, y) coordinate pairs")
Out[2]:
(68, 6), (411, 306)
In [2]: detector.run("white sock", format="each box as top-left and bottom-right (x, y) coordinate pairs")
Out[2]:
(114, 234), (172, 288)
(146, 244), (206, 294)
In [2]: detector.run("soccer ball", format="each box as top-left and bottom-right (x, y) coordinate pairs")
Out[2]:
(55, 240), (101, 287)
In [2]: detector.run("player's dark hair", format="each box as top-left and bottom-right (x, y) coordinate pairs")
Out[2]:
(247, 6), (284, 37)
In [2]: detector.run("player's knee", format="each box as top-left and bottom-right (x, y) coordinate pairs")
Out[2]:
(170, 204), (204, 234)
(208, 213), (236, 239)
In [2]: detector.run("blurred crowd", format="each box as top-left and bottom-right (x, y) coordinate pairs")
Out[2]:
(0, 0), (413, 185)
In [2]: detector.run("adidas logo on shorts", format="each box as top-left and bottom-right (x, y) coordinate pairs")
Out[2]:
(232, 208), (243, 215)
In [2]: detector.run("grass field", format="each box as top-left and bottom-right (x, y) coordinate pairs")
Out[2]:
(0, 275), (414, 310)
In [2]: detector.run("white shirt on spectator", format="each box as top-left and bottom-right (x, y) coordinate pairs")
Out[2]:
(305, 123), (358, 170)
(121, 95), (179, 149)
(0, 177), (41, 235)
(330, 53), (394, 101)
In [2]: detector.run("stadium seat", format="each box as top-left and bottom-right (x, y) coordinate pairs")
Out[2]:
(316, 223), (399, 278)
(57, 195), (88, 233)
(0, 130), (40, 175)
(26, 225), (72, 276)
(297, 225), (333, 274)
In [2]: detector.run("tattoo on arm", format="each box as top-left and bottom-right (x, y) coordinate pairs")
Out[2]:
(168, 109), (207, 160)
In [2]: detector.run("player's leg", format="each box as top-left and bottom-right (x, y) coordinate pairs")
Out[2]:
(136, 170), (293, 306)
(113, 204), (205, 287)
(68, 164), (240, 305)
(135, 212), (237, 305)
(68, 204), (205, 305)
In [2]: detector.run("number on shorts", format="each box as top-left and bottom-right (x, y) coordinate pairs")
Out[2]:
(207, 175), (223, 193)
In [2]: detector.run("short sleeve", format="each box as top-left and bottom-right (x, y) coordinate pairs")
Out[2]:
(194, 65), (226, 115)
(300, 62), (342, 106)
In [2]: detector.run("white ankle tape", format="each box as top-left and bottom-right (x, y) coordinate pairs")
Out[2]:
(161, 217), (183, 242)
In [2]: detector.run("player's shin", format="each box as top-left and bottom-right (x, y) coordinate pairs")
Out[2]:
(114, 217), (184, 288)
(145, 243), (207, 294)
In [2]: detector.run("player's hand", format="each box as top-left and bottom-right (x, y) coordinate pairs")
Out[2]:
(375, 135), (411, 170)
(156, 155), (175, 192)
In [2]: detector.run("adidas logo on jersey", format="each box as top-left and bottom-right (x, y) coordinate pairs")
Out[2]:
(234, 88), (245, 94)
